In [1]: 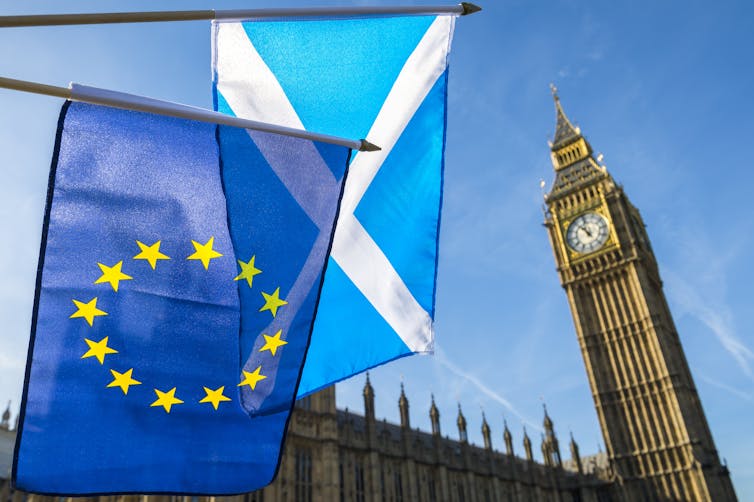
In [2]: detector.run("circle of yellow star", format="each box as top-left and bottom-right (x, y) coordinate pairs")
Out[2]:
(150, 387), (184, 413)
(81, 336), (118, 364)
(187, 237), (223, 270)
(234, 256), (262, 288)
(199, 386), (232, 410)
(259, 329), (288, 356)
(70, 297), (107, 326)
(259, 287), (288, 317)
(238, 366), (267, 391)
(107, 368), (141, 395)
(134, 240), (170, 269)
(94, 261), (133, 292)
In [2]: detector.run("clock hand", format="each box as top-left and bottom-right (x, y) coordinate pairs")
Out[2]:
(581, 225), (593, 238)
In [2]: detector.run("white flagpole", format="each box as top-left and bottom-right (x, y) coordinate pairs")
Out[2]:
(0, 76), (378, 152)
(0, 4), (481, 28)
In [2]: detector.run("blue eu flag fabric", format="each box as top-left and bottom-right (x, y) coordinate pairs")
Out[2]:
(213, 15), (456, 397)
(12, 101), (350, 495)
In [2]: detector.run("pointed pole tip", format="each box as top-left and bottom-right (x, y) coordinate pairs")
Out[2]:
(359, 139), (381, 152)
(461, 2), (482, 15)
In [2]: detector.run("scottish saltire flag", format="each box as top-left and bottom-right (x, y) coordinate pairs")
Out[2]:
(13, 101), (350, 494)
(213, 15), (455, 396)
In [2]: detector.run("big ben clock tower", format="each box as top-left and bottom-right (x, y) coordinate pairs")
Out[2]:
(543, 87), (737, 502)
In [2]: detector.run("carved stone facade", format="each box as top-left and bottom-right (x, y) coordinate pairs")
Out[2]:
(1, 388), (612, 502)
(543, 87), (737, 501)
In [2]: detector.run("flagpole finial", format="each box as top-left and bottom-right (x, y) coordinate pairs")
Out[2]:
(359, 139), (381, 152)
(461, 3), (482, 15)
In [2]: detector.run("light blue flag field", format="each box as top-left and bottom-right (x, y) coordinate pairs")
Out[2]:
(213, 15), (455, 396)
(13, 101), (350, 494)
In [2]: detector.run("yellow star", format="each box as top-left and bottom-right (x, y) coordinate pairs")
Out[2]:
(107, 368), (141, 395)
(259, 329), (288, 356)
(238, 366), (267, 391)
(150, 387), (183, 413)
(187, 237), (223, 270)
(199, 386), (232, 410)
(94, 261), (133, 292)
(70, 297), (107, 326)
(134, 240), (170, 269)
(259, 287), (288, 317)
(81, 336), (118, 364)
(234, 256), (262, 288)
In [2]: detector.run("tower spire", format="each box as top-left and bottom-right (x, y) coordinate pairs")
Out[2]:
(363, 372), (375, 422)
(481, 411), (491, 450)
(503, 419), (514, 456)
(542, 403), (562, 467)
(550, 83), (581, 149)
(456, 403), (468, 443)
(1, 400), (10, 430)
(570, 431), (583, 474)
(547, 86), (600, 178)
(543, 403), (553, 432)
(545, 87), (606, 197)
(398, 381), (410, 429)
(429, 394), (440, 436)
(523, 426), (533, 462)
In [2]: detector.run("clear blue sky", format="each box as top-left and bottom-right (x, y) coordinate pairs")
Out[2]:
(1, 0), (752, 498)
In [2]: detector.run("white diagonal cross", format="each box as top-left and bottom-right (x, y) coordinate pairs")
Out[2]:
(213, 16), (453, 351)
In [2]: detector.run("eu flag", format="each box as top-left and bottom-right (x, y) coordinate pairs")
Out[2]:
(12, 101), (350, 494)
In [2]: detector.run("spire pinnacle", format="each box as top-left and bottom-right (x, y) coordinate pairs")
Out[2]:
(570, 431), (583, 473)
(398, 381), (410, 429)
(457, 403), (468, 443)
(523, 426), (533, 461)
(363, 372), (373, 395)
(363, 372), (375, 421)
(503, 418), (513, 456)
(1, 400), (10, 430)
(481, 411), (492, 450)
(550, 85), (581, 150)
(429, 394), (440, 436)
(543, 402), (553, 430)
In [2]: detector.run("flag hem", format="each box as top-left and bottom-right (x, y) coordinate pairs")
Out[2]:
(12, 100), (72, 492)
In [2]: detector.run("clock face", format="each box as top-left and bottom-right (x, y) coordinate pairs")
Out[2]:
(566, 212), (609, 254)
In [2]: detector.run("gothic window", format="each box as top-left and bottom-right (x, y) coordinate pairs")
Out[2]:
(295, 448), (313, 502)
(380, 463), (387, 502)
(456, 480), (466, 502)
(416, 471), (424, 502)
(428, 472), (437, 502)
(245, 491), (264, 502)
(297, 395), (312, 410)
(355, 460), (366, 502)
(339, 457), (345, 502)
(394, 468), (404, 502)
